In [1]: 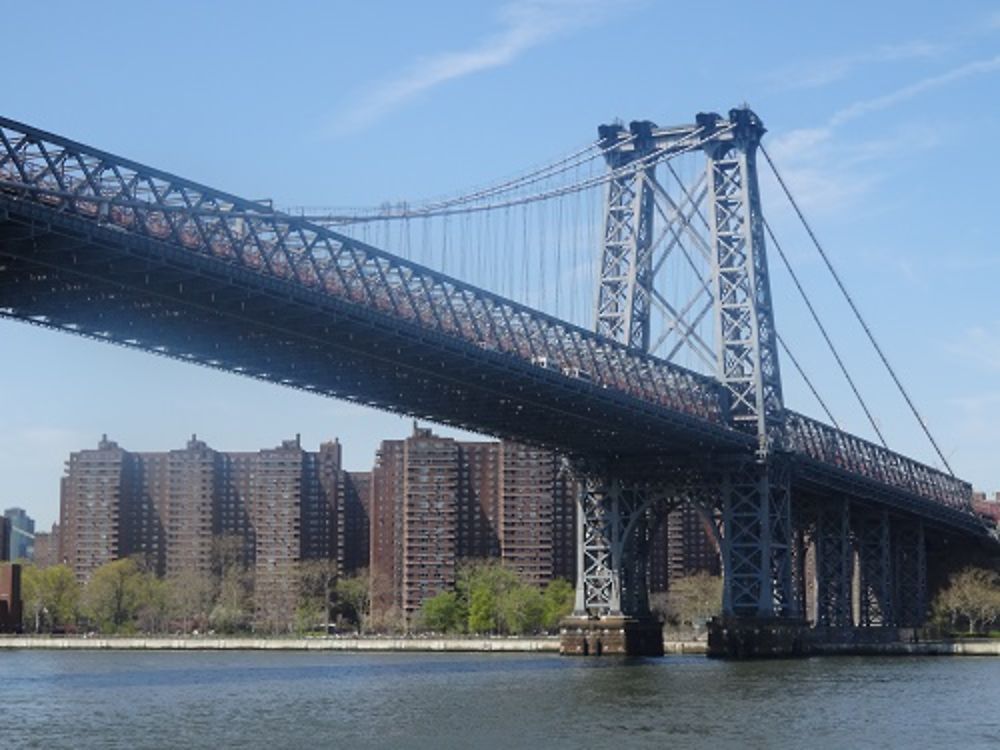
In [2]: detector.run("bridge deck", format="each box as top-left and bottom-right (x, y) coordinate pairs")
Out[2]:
(0, 115), (986, 536)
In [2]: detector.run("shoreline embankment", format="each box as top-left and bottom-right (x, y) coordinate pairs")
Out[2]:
(0, 635), (562, 652)
(1, 635), (999, 655)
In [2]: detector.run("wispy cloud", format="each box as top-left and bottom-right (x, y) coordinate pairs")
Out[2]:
(328, 0), (610, 135)
(829, 54), (1000, 127)
(765, 54), (1000, 213)
(771, 40), (942, 90)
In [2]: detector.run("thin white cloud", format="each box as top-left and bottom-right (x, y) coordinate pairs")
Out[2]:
(765, 54), (1000, 212)
(772, 40), (942, 90)
(829, 54), (1000, 127)
(329, 0), (610, 135)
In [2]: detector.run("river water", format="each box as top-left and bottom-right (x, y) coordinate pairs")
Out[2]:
(1, 650), (997, 749)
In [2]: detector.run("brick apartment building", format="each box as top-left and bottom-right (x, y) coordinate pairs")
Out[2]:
(58, 435), (364, 612)
(648, 503), (721, 593)
(56, 428), (718, 627)
(972, 491), (1000, 523)
(369, 424), (576, 623)
(32, 524), (61, 568)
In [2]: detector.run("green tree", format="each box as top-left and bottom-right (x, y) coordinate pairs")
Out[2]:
(336, 568), (372, 633)
(82, 559), (145, 633)
(21, 564), (44, 633)
(211, 564), (253, 634)
(209, 534), (253, 634)
(541, 578), (574, 632)
(420, 591), (466, 633)
(932, 567), (1000, 635)
(468, 585), (497, 634)
(663, 573), (723, 630)
(45, 565), (80, 629)
(497, 584), (544, 635)
(134, 573), (170, 633)
(297, 559), (340, 633)
(458, 560), (526, 635)
(20, 564), (53, 633)
(168, 567), (215, 634)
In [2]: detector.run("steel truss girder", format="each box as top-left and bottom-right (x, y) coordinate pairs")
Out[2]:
(719, 457), (795, 617)
(813, 498), (853, 627)
(0, 116), (733, 439)
(785, 411), (973, 519)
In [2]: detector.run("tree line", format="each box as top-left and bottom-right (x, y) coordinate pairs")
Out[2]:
(10, 538), (578, 636)
(931, 567), (1000, 635)
(418, 560), (574, 635)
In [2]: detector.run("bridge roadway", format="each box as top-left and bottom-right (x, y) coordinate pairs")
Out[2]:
(0, 115), (985, 539)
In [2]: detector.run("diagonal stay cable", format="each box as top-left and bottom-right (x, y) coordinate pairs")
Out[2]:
(761, 144), (954, 475)
(776, 332), (841, 429)
(763, 217), (888, 447)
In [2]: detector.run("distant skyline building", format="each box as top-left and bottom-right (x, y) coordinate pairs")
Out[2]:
(4, 507), (36, 562)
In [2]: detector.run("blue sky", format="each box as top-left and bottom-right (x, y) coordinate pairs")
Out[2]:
(3, 0), (1000, 528)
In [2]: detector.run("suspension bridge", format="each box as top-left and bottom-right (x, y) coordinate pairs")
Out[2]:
(0, 107), (995, 656)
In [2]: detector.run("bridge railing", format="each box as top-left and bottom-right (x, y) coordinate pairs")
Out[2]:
(785, 411), (973, 514)
(0, 117), (729, 428)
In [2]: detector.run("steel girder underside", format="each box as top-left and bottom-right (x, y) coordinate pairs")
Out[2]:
(0, 204), (750, 470)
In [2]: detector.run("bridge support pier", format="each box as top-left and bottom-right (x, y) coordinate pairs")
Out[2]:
(708, 459), (808, 657)
(893, 520), (927, 627)
(857, 510), (894, 627)
(814, 499), (853, 628)
(719, 460), (795, 619)
(560, 473), (664, 656)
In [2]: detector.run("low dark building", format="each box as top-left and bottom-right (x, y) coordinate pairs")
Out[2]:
(0, 563), (22, 633)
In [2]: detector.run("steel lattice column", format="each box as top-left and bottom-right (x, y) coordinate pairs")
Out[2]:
(814, 499), (853, 627)
(857, 510), (894, 627)
(703, 109), (784, 454)
(720, 459), (794, 617)
(594, 121), (657, 351)
(572, 474), (659, 617)
(893, 521), (927, 627)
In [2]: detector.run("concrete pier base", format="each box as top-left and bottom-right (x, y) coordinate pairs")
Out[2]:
(707, 617), (808, 658)
(559, 615), (664, 656)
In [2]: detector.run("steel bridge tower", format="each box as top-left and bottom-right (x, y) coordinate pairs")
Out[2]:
(563, 108), (799, 655)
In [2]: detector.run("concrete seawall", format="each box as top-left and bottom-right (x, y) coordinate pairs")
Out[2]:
(2, 636), (998, 655)
(0, 636), (561, 652)
(811, 640), (1000, 656)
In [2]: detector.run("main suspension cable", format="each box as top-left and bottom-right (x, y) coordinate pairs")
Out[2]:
(300, 126), (720, 225)
(761, 144), (954, 475)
